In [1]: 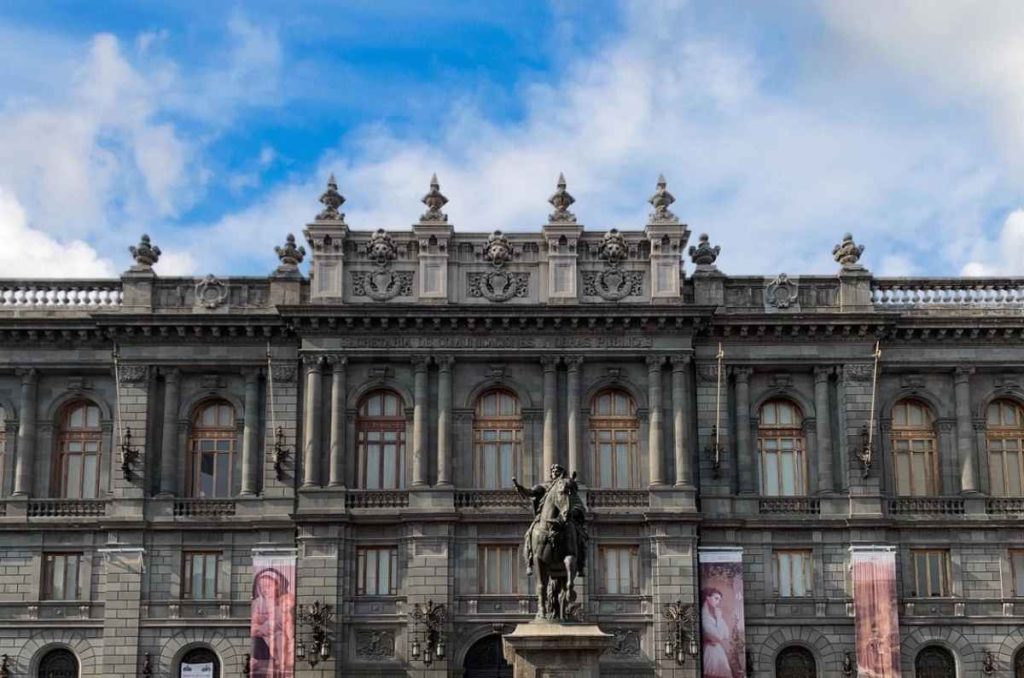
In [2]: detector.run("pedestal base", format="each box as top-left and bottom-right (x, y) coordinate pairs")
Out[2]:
(502, 622), (614, 678)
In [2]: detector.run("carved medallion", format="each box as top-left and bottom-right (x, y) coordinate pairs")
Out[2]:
(467, 271), (529, 302)
(195, 275), (229, 309)
(765, 273), (798, 310)
(582, 269), (644, 301)
(351, 270), (414, 301)
(607, 628), (641, 658)
(355, 629), (395, 660)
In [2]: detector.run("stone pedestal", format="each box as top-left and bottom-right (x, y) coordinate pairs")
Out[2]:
(502, 623), (614, 678)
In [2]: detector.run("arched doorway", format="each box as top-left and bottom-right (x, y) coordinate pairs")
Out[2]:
(776, 646), (816, 678)
(180, 647), (220, 678)
(464, 634), (512, 678)
(1015, 646), (1024, 678)
(915, 646), (955, 678)
(38, 649), (78, 678)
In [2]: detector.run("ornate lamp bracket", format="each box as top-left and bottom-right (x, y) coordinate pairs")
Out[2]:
(272, 426), (290, 482)
(296, 601), (334, 667)
(119, 427), (140, 481)
(410, 600), (448, 665)
(662, 600), (699, 665)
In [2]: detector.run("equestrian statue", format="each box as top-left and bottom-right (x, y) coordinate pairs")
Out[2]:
(512, 464), (590, 622)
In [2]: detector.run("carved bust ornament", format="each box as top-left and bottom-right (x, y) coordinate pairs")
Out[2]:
(467, 230), (529, 302)
(316, 174), (346, 222)
(582, 229), (644, 300)
(420, 173), (449, 223)
(548, 173), (577, 223)
(351, 229), (412, 301)
(648, 174), (679, 223)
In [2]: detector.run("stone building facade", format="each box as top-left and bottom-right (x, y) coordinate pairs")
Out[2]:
(1, 176), (1023, 677)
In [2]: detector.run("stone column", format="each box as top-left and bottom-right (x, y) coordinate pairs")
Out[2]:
(240, 369), (260, 496)
(302, 356), (323, 488)
(328, 357), (347, 488)
(566, 357), (582, 477)
(734, 368), (755, 494)
(412, 357), (430, 487)
(542, 357), (559, 471)
(158, 369), (180, 496)
(437, 356), (454, 486)
(647, 356), (665, 487)
(671, 356), (691, 487)
(814, 367), (834, 494)
(954, 367), (978, 494)
(13, 368), (38, 497)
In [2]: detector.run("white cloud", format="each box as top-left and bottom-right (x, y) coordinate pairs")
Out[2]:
(0, 187), (114, 278)
(961, 209), (1024, 276)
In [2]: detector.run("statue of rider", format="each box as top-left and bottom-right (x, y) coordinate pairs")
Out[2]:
(512, 464), (589, 576)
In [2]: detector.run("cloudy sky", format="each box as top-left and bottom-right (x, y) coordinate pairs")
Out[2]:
(0, 0), (1022, 278)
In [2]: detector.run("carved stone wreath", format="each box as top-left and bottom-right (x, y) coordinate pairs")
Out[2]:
(467, 271), (529, 302)
(765, 273), (798, 310)
(582, 270), (644, 301)
(607, 628), (641, 658)
(351, 270), (414, 301)
(195, 275), (229, 309)
(355, 629), (395, 660)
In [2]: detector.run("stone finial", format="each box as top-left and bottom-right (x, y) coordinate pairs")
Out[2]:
(420, 173), (449, 223)
(274, 233), (306, 273)
(366, 229), (398, 266)
(688, 233), (720, 268)
(548, 173), (577, 223)
(483, 230), (514, 267)
(833, 232), (865, 270)
(316, 173), (346, 222)
(648, 174), (678, 224)
(129, 234), (161, 269)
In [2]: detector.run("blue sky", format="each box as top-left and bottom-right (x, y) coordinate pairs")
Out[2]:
(1, 0), (1023, 278)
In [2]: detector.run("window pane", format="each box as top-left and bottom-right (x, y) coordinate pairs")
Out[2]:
(51, 557), (65, 599)
(780, 453), (796, 496)
(383, 446), (397, 488)
(1014, 554), (1024, 596)
(65, 456), (82, 498)
(200, 454), (215, 496)
(378, 551), (391, 595)
(778, 554), (791, 596)
(763, 453), (779, 495)
(215, 452), (230, 496)
(82, 455), (98, 499)
(366, 448), (381, 489)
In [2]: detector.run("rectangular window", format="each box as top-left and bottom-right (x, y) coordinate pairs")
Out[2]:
(42, 553), (83, 600)
(591, 428), (638, 489)
(478, 545), (520, 594)
(358, 430), (405, 489)
(475, 428), (520, 489)
(357, 547), (398, 596)
(911, 549), (951, 597)
(773, 550), (813, 597)
(182, 552), (219, 600)
(893, 438), (938, 496)
(1012, 550), (1024, 596)
(599, 546), (639, 595)
(989, 436), (1024, 496)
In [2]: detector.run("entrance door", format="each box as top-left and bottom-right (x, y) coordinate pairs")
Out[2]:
(915, 646), (955, 678)
(464, 635), (512, 678)
(776, 646), (816, 678)
(181, 647), (220, 678)
(38, 649), (78, 678)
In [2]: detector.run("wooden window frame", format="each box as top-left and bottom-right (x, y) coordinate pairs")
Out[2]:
(757, 399), (807, 497)
(356, 391), (406, 490)
(478, 544), (521, 595)
(187, 400), (237, 498)
(589, 389), (639, 489)
(772, 549), (813, 598)
(987, 399), (1024, 497)
(598, 545), (639, 595)
(55, 401), (102, 499)
(473, 389), (522, 489)
(182, 551), (220, 600)
(356, 546), (398, 596)
(910, 549), (951, 597)
(891, 399), (939, 497)
(42, 552), (84, 601)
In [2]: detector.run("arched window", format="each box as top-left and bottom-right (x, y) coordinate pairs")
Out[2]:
(1014, 645), (1024, 678)
(758, 399), (806, 496)
(180, 647), (220, 678)
(463, 634), (513, 678)
(589, 389), (639, 489)
(187, 400), (236, 498)
(915, 646), (956, 678)
(56, 401), (102, 499)
(357, 390), (406, 489)
(38, 648), (78, 678)
(891, 399), (938, 496)
(987, 399), (1024, 496)
(473, 389), (522, 489)
(776, 646), (816, 678)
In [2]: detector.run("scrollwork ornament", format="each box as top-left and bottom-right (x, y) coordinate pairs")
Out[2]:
(351, 270), (413, 301)
(271, 363), (298, 383)
(765, 273), (798, 310)
(195, 274), (229, 309)
(355, 630), (395, 660)
(118, 364), (149, 384)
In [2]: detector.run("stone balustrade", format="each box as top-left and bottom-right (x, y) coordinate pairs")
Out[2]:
(0, 282), (122, 308)
(986, 497), (1024, 515)
(27, 499), (107, 517)
(758, 496), (821, 515)
(172, 499), (237, 517)
(586, 489), (650, 508)
(888, 497), (966, 516)
(872, 278), (1024, 308)
(454, 489), (525, 509)
(344, 490), (409, 509)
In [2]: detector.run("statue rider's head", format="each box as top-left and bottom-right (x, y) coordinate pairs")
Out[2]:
(549, 464), (566, 480)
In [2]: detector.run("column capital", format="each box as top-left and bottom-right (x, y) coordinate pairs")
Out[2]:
(16, 368), (39, 382)
(670, 355), (691, 371)
(540, 356), (560, 370)
(813, 366), (834, 382)
(325, 354), (348, 369)
(301, 354), (324, 370)
(564, 356), (584, 371)
(954, 366), (975, 382)
(243, 367), (261, 384)
(646, 355), (666, 370)
(731, 366), (752, 382)
(161, 367), (181, 383)
(436, 355), (455, 371)
(411, 356), (430, 372)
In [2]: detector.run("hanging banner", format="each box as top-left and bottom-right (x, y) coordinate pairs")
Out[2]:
(851, 546), (901, 678)
(251, 554), (296, 678)
(698, 547), (746, 678)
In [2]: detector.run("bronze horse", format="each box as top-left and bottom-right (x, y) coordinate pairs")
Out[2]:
(513, 466), (588, 621)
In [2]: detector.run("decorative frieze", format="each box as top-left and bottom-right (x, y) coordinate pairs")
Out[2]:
(354, 629), (395, 660)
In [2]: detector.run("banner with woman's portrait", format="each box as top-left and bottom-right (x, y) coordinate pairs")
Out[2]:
(698, 547), (746, 678)
(250, 554), (296, 678)
(851, 546), (901, 678)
